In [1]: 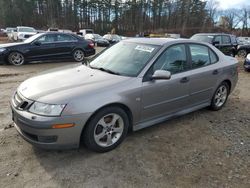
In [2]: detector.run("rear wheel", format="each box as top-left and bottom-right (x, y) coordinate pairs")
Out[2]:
(73, 49), (85, 62)
(83, 107), (129, 152)
(210, 82), (229, 111)
(237, 49), (247, 58)
(8, 52), (25, 66)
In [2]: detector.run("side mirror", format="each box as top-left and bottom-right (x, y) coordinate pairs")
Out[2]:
(151, 70), (171, 80)
(34, 41), (41, 46)
(212, 41), (220, 46)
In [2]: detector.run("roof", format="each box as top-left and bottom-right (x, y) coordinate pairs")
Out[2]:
(193, 33), (234, 36)
(125, 37), (176, 45)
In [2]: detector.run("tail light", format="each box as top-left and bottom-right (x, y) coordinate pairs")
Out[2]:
(88, 42), (94, 48)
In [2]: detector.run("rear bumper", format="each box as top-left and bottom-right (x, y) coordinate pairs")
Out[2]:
(11, 103), (92, 150)
(85, 48), (96, 57)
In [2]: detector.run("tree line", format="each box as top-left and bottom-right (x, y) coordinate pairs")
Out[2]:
(0, 0), (249, 37)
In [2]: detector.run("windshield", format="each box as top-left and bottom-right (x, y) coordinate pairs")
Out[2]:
(89, 41), (159, 77)
(24, 33), (43, 43)
(191, 35), (213, 43)
(18, 27), (36, 33)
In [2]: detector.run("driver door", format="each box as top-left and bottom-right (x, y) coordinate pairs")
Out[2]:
(27, 34), (57, 60)
(141, 44), (191, 122)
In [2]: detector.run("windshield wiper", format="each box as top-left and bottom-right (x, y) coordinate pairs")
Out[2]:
(90, 65), (120, 75)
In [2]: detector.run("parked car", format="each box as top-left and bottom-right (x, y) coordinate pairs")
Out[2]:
(11, 38), (238, 152)
(12, 26), (37, 41)
(79, 29), (94, 37)
(0, 32), (95, 65)
(5, 27), (16, 41)
(237, 37), (250, 45)
(191, 33), (250, 58)
(85, 33), (110, 47)
(103, 34), (121, 44)
(244, 54), (250, 71)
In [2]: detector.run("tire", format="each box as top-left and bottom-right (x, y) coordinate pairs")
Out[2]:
(210, 82), (229, 111)
(73, 49), (85, 62)
(83, 107), (129, 152)
(237, 49), (247, 58)
(8, 52), (25, 66)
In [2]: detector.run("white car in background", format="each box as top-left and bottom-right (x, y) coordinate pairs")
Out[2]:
(13, 26), (37, 41)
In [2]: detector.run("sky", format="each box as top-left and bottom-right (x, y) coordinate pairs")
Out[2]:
(217, 0), (250, 10)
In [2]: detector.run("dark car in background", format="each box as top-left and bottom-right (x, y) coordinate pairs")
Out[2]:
(191, 33), (250, 58)
(85, 33), (110, 47)
(191, 33), (238, 57)
(0, 32), (95, 65)
(103, 34), (121, 44)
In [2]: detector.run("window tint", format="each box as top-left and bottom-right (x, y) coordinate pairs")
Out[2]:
(214, 36), (222, 44)
(209, 49), (218, 64)
(153, 44), (188, 74)
(222, 35), (231, 44)
(37, 35), (55, 43)
(190, 44), (210, 68)
(56, 34), (76, 42)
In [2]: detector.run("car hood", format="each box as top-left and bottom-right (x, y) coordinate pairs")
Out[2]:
(0, 42), (24, 48)
(18, 64), (132, 104)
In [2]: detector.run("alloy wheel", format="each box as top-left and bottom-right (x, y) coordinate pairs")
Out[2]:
(8, 52), (25, 66)
(94, 113), (124, 147)
(73, 50), (84, 62)
(238, 49), (247, 58)
(214, 85), (228, 108)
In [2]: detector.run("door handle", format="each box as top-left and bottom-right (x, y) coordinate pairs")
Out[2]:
(213, 70), (219, 75)
(180, 77), (189, 83)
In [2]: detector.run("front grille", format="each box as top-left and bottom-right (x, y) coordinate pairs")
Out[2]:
(13, 92), (32, 110)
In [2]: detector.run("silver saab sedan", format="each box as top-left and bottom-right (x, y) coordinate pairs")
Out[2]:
(11, 38), (238, 152)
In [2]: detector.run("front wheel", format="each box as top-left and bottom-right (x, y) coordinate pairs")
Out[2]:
(8, 52), (25, 66)
(83, 107), (129, 152)
(210, 82), (229, 111)
(73, 49), (85, 62)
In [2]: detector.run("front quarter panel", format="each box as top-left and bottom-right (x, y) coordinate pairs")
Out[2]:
(62, 77), (143, 125)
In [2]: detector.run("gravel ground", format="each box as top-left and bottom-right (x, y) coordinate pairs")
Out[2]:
(0, 45), (249, 188)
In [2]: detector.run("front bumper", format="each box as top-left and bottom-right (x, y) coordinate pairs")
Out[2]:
(11, 101), (91, 150)
(244, 61), (250, 70)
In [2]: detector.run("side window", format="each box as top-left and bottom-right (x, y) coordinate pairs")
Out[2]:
(222, 35), (231, 44)
(37, 35), (55, 43)
(209, 49), (218, 64)
(231, 36), (237, 44)
(153, 44), (188, 74)
(190, 44), (210, 68)
(214, 36), (222, 44)
(56, 34), (76, 42)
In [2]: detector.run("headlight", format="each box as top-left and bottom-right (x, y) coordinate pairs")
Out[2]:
(19, 34), (24, 37)
(29, 102), (66, 116)
(246, 54), (250, 60)
(0, 48), (6, 52)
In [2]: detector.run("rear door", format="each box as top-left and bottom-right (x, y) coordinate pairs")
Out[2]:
(214, 35), (233, 56)
(53, 34), (78, 57)
(187, 44), (221, 105)
(141, 44), (191, 121)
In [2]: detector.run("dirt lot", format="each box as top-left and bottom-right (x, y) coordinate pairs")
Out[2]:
(0, 45), (250, 188)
